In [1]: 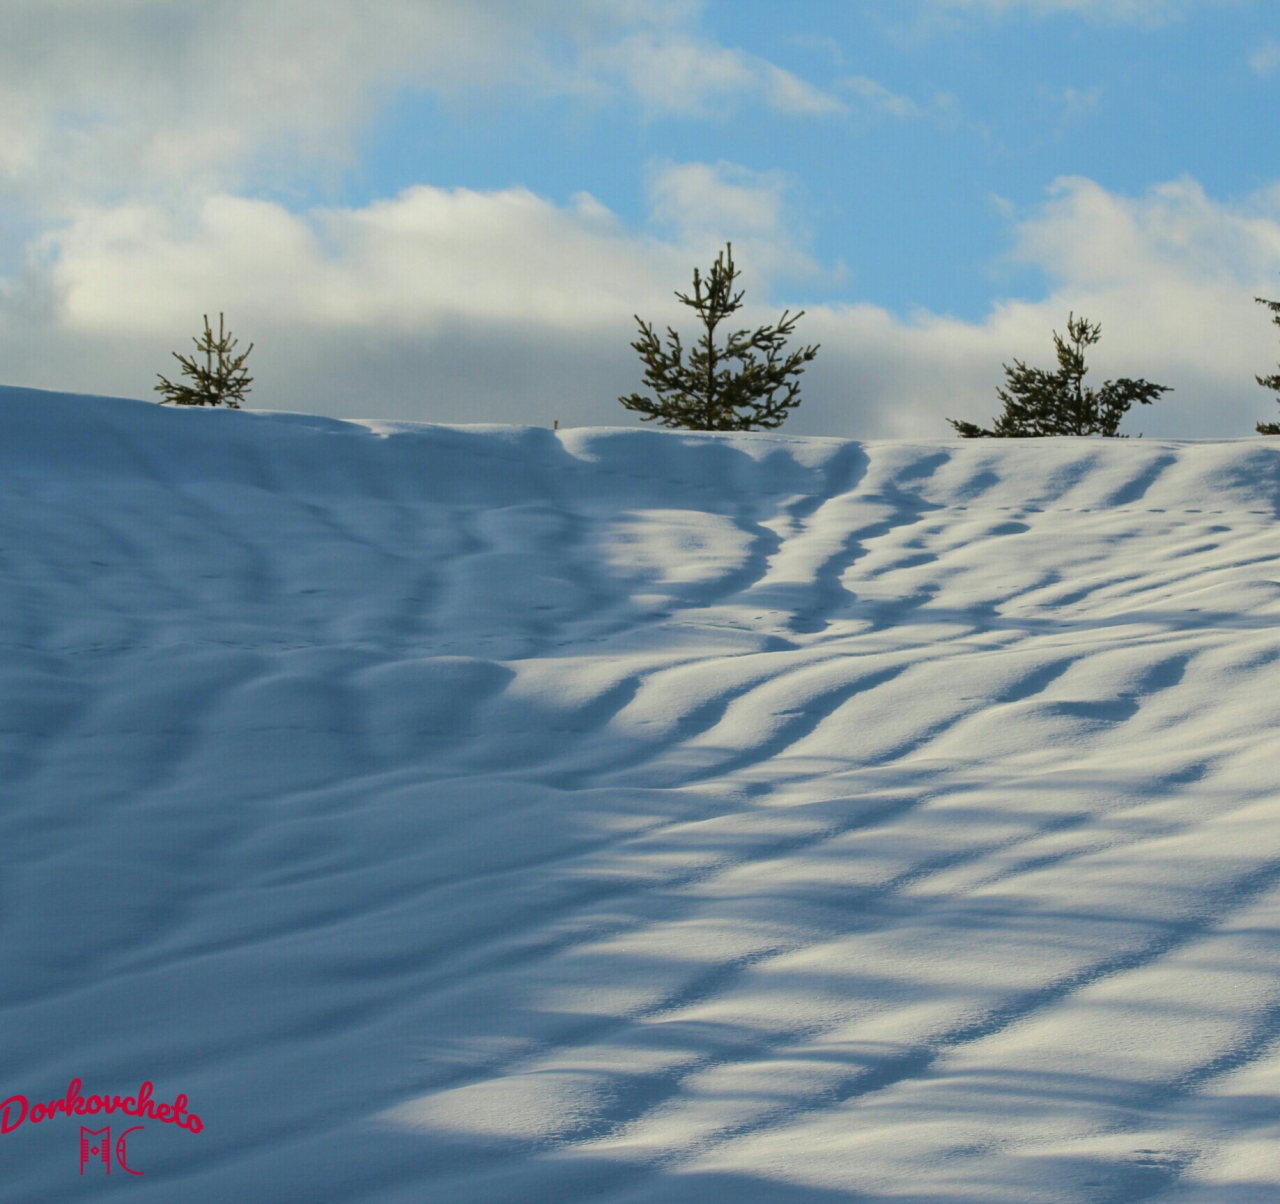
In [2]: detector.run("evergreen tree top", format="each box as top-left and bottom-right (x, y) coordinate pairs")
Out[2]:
(949, 313), (1169, 438)
(1254, 292), (1280, 435)
(156, 313), (254, 409)
(619, 243), (819, 432)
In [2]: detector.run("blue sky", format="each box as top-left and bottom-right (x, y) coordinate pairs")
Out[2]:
(2, 1), (1280, 437)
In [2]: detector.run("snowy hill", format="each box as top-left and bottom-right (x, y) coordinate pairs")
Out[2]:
(3, 385), (1280, 1201)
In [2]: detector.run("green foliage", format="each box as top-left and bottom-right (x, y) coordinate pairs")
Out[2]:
(1255, 293), (1280, 434)
(155, 313), (254, 408)
(949, 314), (1169, 438)
(620, 243), (819, 431)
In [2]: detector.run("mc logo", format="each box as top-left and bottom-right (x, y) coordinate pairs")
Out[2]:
(80, 1124), (145, 1175)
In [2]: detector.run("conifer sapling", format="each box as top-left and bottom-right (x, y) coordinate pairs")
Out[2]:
(155, 313), (254, 408)
(949, 314), (1169, 438)
(620, 243), (819, 431)
(1254, 292), (1280, 434)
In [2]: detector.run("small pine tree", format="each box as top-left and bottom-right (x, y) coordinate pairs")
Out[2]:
(1254, 293), (1280, 434)
(949, 314), (1169, 438)
(155, 313), (254, 408)
(620, 243), (819, 431)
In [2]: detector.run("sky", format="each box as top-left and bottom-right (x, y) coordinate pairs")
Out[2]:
(2, 0), (1280, 438)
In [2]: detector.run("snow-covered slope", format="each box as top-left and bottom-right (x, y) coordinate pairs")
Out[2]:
(4, 385), (1280, 1202)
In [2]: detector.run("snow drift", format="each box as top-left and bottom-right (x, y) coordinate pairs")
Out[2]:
(3, 385), (1280, 1201)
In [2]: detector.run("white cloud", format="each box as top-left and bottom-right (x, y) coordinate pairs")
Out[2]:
(838, 76), (926, 120)
(913, 0), (1207, 25)
(644, 160), (823, 285)
(591, 33), (754, 116)
(0, 1), (504, 200)
(927, 0), (1178, 13)
(761, 64), (847, 117)
(5, 168), (1280, 439)
(0, 0), (841, 215)
(586, 32), (844, 118)
(1251, 39), (1280, 77)
(828, 73), (960, 129)
(44, 160), (812, 336)
(48, 189), (670, 335)
(1054, 84), (1105, 121)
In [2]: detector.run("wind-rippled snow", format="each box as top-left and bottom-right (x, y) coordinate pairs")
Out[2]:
(3, 386), (1280, 1201)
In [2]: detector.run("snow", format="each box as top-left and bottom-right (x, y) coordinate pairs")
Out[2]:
(3, 384), (1280, 1200)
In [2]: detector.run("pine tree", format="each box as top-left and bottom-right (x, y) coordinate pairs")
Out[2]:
(949, 314), (1169, 438)
(155, 313), (254, 408)
(1254, 293), (1280, 434)
(620, 243), (819, 431)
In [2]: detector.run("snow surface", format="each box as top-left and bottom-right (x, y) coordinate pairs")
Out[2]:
(4, 385), (1280, 1201)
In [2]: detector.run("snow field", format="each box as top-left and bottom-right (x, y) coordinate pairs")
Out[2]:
(2, 386), (1280, 1200)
